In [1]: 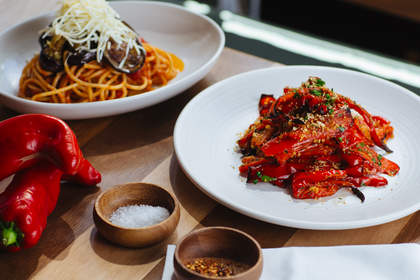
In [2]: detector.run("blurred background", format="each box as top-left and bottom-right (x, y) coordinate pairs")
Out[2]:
(183, 0), (420, 94)
(202, 0), (420, 65)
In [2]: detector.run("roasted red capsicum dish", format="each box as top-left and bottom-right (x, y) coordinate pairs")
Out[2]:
(0, 114), (101, 251)
(237, 77), (399, 202)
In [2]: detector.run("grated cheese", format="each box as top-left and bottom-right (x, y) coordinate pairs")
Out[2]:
(42, 0), (144, 67)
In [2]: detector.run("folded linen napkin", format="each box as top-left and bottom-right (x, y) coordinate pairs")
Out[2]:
(162, 243), (420, 280)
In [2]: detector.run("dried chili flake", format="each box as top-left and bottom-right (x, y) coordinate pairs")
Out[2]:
(184, 257), (250, 277)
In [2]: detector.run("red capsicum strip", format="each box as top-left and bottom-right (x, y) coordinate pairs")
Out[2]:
(291, 169), (388, 200)
(258, 94), (275, 116)
(339, 96), (392, 153)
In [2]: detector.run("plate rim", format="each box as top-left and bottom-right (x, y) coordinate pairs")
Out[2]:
(0, 1), (225, 117)
(173, 65), (420, 230)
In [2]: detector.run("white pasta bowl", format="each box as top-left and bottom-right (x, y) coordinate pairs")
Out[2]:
(0, 1), (224, 119)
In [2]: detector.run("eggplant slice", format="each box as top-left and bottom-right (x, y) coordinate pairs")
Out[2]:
(66, 50), (97, 66)
(39, 33), (97, 72)
(39, 34), (67, 72)
(104, 38), (146, 74)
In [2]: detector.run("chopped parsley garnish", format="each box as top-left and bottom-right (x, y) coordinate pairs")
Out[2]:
(261, 175), (276, 182)
(253, 179), (259, 184)
(310, 89), (322, 96)
(338, 137), (343, 143)
(328, 108), (334, 115)
(293, 92), (301, 99)
(338, 126), (345, 132)
(315, 78), (325, 87)
(324, 94), (335, 106)
(256, 171), (276, 182)
(377, 154), (383, 165)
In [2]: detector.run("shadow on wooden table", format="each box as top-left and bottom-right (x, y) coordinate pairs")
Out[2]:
(89, 227), (176, 266)
(0, 105), (18, 120)
(169, 154), (219, 225)
(0, 183), (100, 280)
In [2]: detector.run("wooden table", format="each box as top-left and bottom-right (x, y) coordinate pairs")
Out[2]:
(0, 1), (419, 279)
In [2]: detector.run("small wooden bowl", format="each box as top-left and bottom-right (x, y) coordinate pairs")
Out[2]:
(93, 182), (180, 248)
(174, 227), (263, 280)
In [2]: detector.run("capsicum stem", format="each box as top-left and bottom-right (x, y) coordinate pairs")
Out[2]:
(1, 221), (21, 247)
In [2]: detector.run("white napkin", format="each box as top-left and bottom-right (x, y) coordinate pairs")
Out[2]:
(162, 243), (420, 280)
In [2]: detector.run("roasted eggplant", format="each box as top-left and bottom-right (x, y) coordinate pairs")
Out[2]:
(39, 27), (146, 74)
(66, 50), (97, 66)
(39, 34), (67, 72)
(104, 38), (146, 74)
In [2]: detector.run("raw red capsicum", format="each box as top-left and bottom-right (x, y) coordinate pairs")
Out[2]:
(0, 161), (63, 251)
(0, 114), (101, 185)
(0, 114), (94, 178)
(0, 114), (101, 251)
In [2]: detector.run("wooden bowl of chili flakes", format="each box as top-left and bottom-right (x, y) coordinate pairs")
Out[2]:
(174, 226), (263, 280)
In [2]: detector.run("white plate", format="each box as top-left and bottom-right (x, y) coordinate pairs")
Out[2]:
(0, 1), (224, 119)
(174, 66), (420, 230)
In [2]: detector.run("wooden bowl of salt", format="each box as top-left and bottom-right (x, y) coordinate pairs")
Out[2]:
(93, 182), (180, 247)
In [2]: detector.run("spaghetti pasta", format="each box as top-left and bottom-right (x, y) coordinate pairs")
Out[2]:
(19, 43), (183, 103)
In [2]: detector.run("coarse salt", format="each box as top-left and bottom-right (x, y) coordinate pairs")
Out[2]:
(109, 204), (170, 228)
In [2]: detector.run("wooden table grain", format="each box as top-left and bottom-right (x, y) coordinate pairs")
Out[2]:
(0, 1), (419, 279)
